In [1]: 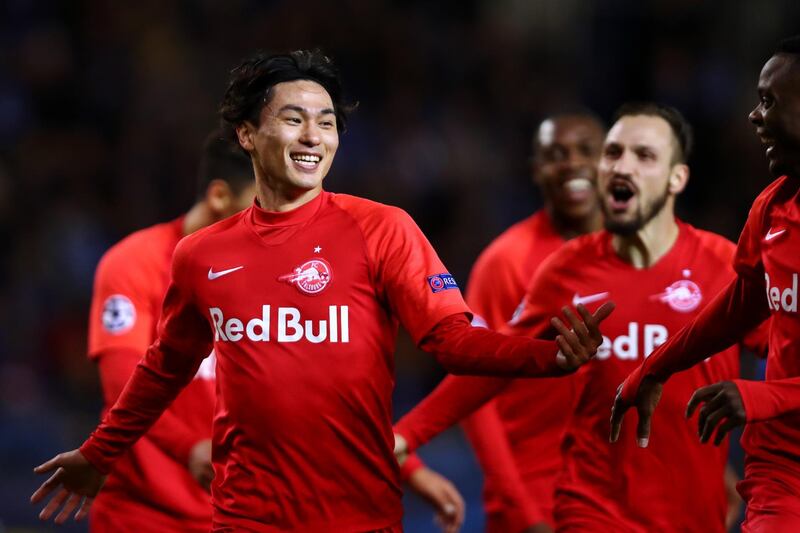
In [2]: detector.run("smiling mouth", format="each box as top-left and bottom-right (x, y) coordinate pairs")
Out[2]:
(290, 153), (322, 169)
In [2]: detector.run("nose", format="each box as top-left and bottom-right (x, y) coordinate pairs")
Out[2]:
(299, 122), (321, 146)
(748, 104), (762, 126)
(609, 150), (635, 177)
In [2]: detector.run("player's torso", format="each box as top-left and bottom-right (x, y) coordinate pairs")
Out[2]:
(555, 229), (737, 531)
(188, 203), (403, 526)
(761, 186), (800, 380)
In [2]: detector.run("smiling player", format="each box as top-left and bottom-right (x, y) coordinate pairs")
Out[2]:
(29, 50), (612, 531)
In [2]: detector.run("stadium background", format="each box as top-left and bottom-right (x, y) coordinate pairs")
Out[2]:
(1, 1), (798, 531)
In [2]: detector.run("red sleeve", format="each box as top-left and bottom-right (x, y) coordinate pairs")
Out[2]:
(619, 193), (773, 402)
(734, 378), (800, 422)
(741, 318), (771, 359)
(419, 314), (563, 377)
(365, 207), (471, 344)
(461, 403), (544, 528)
(88, 248), (154, 358)
(399, 452), (425, 482)
(80, 238), (214, 474)
(394, 373), (510, 451)
(96, 348), (206, 466)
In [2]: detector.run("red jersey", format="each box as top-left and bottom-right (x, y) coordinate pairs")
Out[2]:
(620, 176), (800, 526)
(515, 223), (741, 532)
(84, 192), (474, 531)
(87, 218), (215, 531)
(462, 211), (569, 530)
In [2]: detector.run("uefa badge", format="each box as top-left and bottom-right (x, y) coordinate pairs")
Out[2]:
(651, 279), (703, 313)
(279, 258), (333, 295)
(102, 294), (137, 334)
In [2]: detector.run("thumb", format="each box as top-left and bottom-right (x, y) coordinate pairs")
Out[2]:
(442, 503), (456, 516)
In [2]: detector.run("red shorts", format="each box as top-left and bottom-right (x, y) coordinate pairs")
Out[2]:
(90, 495), (209, 533)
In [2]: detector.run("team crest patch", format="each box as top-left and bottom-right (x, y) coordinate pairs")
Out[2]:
(102, 294), (136, 334)
(279, 258), (333, 295)
(428, 273), (459, 293)
(651, 279), (702, 313)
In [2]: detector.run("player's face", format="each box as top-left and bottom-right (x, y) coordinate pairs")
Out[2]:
(598, 115), (678, 235)
(245, 80), (339, 196)
(749, 54), (800, 179)
(534, 116), (605, 221)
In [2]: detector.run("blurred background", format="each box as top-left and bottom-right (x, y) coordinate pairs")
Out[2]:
(1, 0), (798, 531)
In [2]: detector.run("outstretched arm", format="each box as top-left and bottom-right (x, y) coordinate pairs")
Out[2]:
(610, 273), (770, 446)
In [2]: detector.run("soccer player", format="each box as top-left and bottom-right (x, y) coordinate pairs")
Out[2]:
(86, 131), (255, 532)
(394, 103), (764, 531)
(610, 36), (800, 532)
(30, 50), (612, 530)
(446, 112), (606, 533)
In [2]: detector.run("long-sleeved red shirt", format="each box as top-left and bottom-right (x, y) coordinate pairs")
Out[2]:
(619, 176), (800, 517)
(79, 192), (568, 532)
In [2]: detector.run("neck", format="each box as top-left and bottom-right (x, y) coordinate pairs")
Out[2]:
(547, 204), (603, 240)
(611, 205), (680, 269)
(256, 178), (322, 212)
(182, 201), (216, 236)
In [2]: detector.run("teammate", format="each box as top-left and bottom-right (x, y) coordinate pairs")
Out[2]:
(30, 50), (612, 530)
(86, 131), (255, 532)
(395, 103), (765, 531)
(611, 36), (800, 532)
(456, 112), (605, 532)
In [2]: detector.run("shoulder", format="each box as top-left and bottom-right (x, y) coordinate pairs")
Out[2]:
(328, 193), (417, 234)
(476, 213), (541, 262)
(749, 175), (797, 222)
(95, 221), (175, 283)
(173, 210), (248, 262)
(683, 223), (737, 264)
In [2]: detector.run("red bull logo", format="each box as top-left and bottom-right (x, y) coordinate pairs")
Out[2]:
(279, 258), (333, 295)
(650, 279), (702, 313)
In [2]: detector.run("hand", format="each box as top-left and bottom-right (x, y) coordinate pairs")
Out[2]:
(522, 522), (555, 533)
(609, 375), (663, 447)
(552, 302), (615, 371)
(31, 449), (105, 524)
(188, 439), (214, 492)
(686, 381), (746, 445)
(407, 466), (465, 533)
(394, 433), (409, 466)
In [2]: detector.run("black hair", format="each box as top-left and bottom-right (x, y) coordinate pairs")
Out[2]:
(777, 35), (800, 55)
(196, 130), (254, 199)
(219, 49), (355, 144)
(612, 102), (694, 164)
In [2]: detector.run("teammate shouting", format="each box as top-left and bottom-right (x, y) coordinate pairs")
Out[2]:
(30, 50), (612, 531)
(394, 103), (766, 531)
(611, 35), (800, 533)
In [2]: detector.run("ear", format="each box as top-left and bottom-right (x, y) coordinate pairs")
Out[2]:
(668, 163), (689, 195)
(236, 122), (257, 153)
(205, 179), (233, 216)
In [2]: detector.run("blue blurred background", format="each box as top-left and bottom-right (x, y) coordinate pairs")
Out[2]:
(1, 0), (797, 531)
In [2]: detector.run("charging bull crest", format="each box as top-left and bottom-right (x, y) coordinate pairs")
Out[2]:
(279, 258), (333, 295)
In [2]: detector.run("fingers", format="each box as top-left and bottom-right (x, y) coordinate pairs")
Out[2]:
(636, 402), (652, 448)
(686, 384), (720, 418)
(563, 307), (591, 345)
(33, 455), (62, 475)
(31, 467), (64, 504)
(39, 486), (68, 521)
(609, 387), (627, 443)
(713, 419), (740, 446)
(591, 301), (616, 323)
(75, 496), (93, 522)
(54, 493), (81, 525)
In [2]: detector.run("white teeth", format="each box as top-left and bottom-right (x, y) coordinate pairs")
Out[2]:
(291, 154), (320, 163)
(565, 178), (591, 192)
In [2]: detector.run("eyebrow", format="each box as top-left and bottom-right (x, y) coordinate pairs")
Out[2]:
(278, 105), (336, 116)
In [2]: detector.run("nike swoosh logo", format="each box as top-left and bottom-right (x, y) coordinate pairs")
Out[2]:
(208, 266), (244, 280)
(765, 228), (786, 241)
(572, 291), (610, 307)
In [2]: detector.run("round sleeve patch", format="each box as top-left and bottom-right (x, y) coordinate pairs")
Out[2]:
(102, 294), (137, 334)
